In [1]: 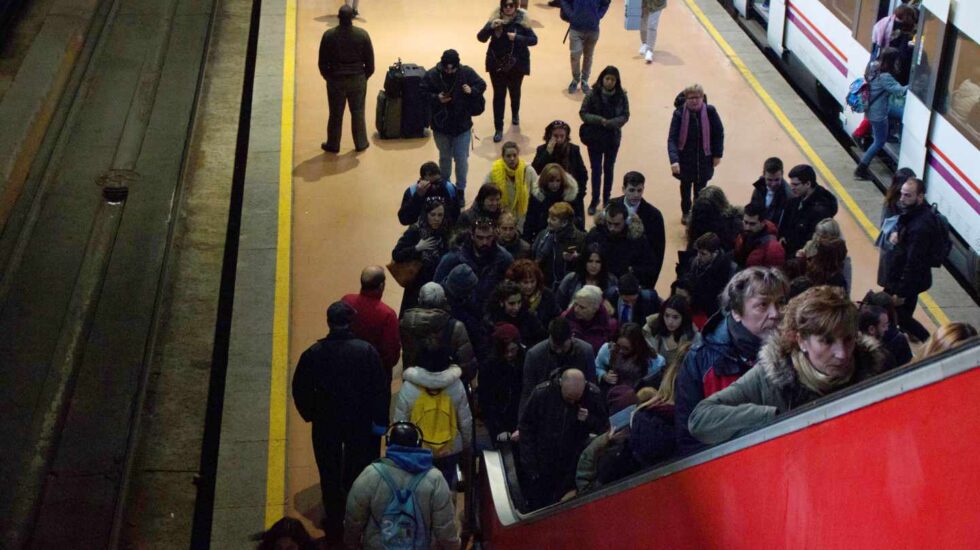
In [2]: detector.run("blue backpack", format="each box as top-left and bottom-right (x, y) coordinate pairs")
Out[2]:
(372, 463), (430, 550)
(847, 78), (871, 113)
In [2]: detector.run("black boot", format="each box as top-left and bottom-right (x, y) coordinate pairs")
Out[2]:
(854, 163), (871, 180)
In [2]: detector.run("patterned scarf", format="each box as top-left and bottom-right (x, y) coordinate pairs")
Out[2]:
(678, 103), (711, 156)
(490, 158), (529, 216)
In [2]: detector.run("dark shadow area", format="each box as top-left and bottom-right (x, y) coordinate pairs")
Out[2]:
(370, 134), (431, 151)
(652, 50), (684, 66)
(293, 151), (361, 181)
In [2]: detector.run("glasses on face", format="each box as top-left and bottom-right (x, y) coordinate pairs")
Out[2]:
(503, 2), (515, 7)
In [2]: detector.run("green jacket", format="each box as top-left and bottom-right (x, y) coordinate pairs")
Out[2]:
(689, 335), (889, 445)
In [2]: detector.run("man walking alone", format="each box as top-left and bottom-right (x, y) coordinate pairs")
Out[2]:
(318, 5), (374, 153)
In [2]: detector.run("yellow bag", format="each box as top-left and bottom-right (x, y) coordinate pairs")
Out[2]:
(410, 388), (457, 457)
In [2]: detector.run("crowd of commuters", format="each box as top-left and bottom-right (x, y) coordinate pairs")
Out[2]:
(282, 1), (976, 548)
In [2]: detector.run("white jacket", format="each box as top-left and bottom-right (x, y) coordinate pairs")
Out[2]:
(394, 366), (473, 456)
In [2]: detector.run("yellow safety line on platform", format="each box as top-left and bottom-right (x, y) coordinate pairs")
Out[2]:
(682, 0), (950, 326)
(266, 0), (296, 528)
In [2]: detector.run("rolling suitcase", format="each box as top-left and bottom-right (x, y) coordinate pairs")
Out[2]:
(382, 60), (428, 138)
(375, 89), (401, 139)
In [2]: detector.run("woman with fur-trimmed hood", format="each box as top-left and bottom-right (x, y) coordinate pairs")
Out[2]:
(689, 285), (890, 445)
(524, 163), (583, 242)
(477, 0), (538, 142)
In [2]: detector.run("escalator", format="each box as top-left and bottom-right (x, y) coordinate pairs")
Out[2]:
(478, 340), (980, 548)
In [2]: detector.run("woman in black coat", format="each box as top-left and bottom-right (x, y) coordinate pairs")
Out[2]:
(477, 0), (538, 143)
(484, 280), (547, 347)
(391, 197), (452, 315)
(478, 323), (526, 443)
(532, 120), (589, 224)
(668, 84), (724, 222)
(579, 65), (630, 214)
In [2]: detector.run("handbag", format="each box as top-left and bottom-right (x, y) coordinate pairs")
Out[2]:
(386, 259), (423, 288)
(875, 214), (899, 251)
(578, 122), (607, 148)
(490, 40), (517, 74)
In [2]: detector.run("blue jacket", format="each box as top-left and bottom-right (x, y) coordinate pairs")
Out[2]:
(674, 314), (758, 455)
(434, 241), (513, 308)
(561, 0), (611, 32)
(866, 72), (906, 122)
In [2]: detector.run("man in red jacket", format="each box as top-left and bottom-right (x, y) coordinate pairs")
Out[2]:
(342, 266), (401, 379)
(734, 202), (785, 269)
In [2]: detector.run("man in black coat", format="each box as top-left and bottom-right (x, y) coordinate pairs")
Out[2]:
(317, 5), (374, 153)
(520, 317), (597, 413)
(668, 85), (724, 221)
(584, 201), (656, 286)
(433, 220), (513, 308)
(778, 164), (839, 256)
(607, 272), (661, 325)
(421, 49), (487, 197)
(608, 171), (666, 287)
(518, 368), (607, 509)
(532, 120), (589, 225)
(397, 161), (463, 226)
(879, 177), (937, 342)
(292, 301), (388, 544)
(749, 157), (793, 228)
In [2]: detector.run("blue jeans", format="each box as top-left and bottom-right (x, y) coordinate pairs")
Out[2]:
(860, 117), (889, 166)
(433, 129), (471, 191)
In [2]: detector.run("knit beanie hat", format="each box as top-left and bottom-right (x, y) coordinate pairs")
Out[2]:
(606, 385), (638, 415)
(445, 264), (478, 298)
(440, 49), (460, 70)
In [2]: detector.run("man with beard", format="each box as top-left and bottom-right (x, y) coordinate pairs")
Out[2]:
(733, 202), (785, 269)
(674, 266), (789, 454)
(531, 202), (586, 289)
(532, 120), (589, 219)
(879, 177), (940, 343)
(520, 317), (597, 414)
(434, 217), (513, 308)
(497, 209), (532, 260)
(608, 171), (665, 287)
(778, 164), (838, 256)
(584, 201), (656, 287)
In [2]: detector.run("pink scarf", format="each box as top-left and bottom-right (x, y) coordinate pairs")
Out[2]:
(872, 15), (895, 51)
(678, 104), (711, 156)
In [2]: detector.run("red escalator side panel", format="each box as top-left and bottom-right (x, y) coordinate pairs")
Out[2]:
(486, 367), (980, 549)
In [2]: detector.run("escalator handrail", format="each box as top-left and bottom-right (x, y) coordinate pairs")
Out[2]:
(484, 338), (980, 527)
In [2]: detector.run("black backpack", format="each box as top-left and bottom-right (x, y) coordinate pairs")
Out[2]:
(927, 203), (953, 268)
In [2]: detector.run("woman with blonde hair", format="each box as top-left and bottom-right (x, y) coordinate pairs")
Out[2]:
(916, 322), (978, 361)
(525, 162), (583, 240)
(690, 285), (890, 445)
(797, 217), (852, 292)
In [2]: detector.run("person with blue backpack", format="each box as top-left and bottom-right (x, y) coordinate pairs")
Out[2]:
(344, 422), (460, 549)
(854, 48), (908, 180)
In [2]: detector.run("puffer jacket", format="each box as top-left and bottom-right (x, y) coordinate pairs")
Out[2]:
(584, 209), (655, 284)
(734, 221), (786, 268)
(400, 307), (476, 376)
(477, 8), (538, 76)
(524, 171), (582, 242)
(394, 366), (473, 457)
(560, 0), (611, 32)
(433, 240), (514, 308)
(343, 445), (459, 550)
(689, 335), (889, 445)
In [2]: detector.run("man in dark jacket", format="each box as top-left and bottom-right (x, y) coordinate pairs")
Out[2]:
(668, 84), (724, 221)
(859, 305), (913, 368)
(397, 161), (463, 226)
(674, 267), (788, 454)
(532, 120), (589, 222)
(778, 164), (839, 256)
(421, 49), (487, 197)
(519, 368), (607, 509)
(879, 177), (937, 342)
(292, 301), (388, 544)
(531, 202), (586, 288)
(342, 266), (401, 378)
(609, 171), (666, 287)
(434, 219), (513, 308)
(561, 0), (611, 93)
(749, 157), (792, 228)
(584, 201), (656, 286)
(317, 5), (374, 153)
(607, 272), (661, 325)
(520, 317), (597, 413)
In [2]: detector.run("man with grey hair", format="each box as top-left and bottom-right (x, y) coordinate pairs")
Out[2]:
(518, 368), (606, 509)
(292, 300), (388, 544)
(674, 266), (789, 454)
(400, 282), (476, 378)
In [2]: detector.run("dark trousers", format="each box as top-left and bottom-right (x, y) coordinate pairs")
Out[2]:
(325, 73), (368, 151)
(886, 289), (931, 342)
(311, 425), (380, 541)
(490, 71), (524, 131)
(587, 144), (619, 205)
(679, 178), (707, 215)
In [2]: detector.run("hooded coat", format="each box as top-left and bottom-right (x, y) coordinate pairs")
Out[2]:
(689, 335), (890, 445)
(609, 196), (666, 286)
(532, 142), (589, 215)
(584, 208), (655, 285)
(477, 8), (537, 76)
(433, 239), (514, 308)
(524, 171), (583, 241)
(421, 62), (487, 137)
(400, 307), (476, 376)
(394, 366), (474, 457)
(343, 445), (459, 550)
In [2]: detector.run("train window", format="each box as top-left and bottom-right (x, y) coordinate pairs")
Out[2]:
(908, 11), (944, 105)
(939, 31), (980, 149)
(820, 0), (858, 30)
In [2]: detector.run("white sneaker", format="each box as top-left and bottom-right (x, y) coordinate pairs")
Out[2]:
(644, 49), (654, 63)
(639, 44), (649, 55)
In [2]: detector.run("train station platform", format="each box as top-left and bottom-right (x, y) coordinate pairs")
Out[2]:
(205, 0), (980, 547)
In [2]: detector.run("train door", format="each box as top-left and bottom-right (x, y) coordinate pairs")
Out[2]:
(898, 0), (951, 176)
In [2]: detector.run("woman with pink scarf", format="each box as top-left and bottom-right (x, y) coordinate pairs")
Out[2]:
(667, 83), (725, 224)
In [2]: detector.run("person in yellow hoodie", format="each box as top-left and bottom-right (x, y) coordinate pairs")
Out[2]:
(483, 141), (538, 233)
